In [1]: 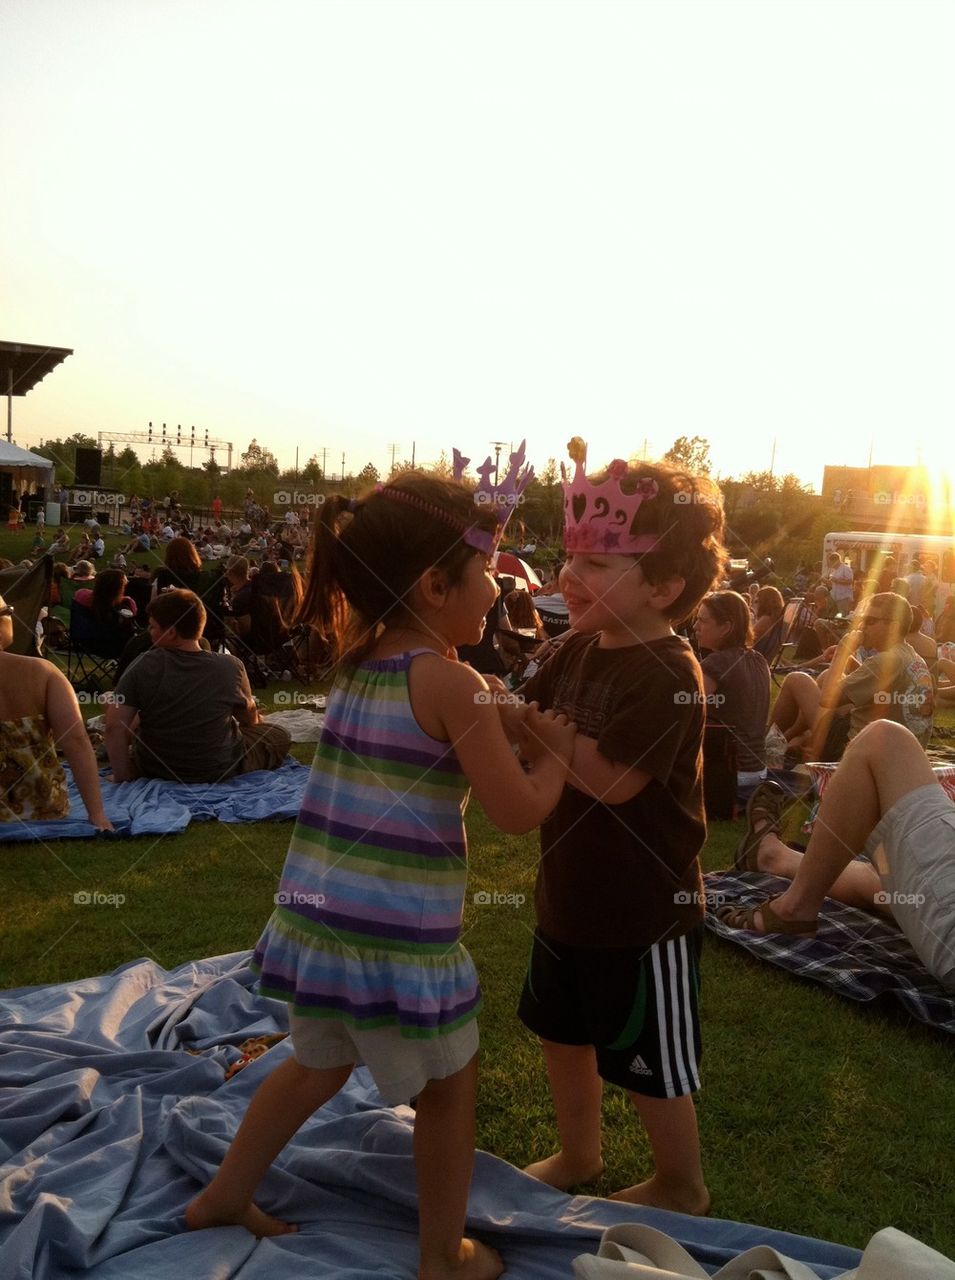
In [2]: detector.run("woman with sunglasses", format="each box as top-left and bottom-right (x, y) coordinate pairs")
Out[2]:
(768, 592), (934, 761)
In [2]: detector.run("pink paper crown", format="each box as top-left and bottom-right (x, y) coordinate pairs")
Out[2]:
(452, 439), (534, 554)
(561, 438), (660, 554)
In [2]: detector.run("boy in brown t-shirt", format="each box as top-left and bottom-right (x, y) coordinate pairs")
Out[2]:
(516, 443), (725, 1216)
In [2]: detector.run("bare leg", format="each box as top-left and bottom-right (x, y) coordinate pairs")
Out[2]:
(610, 1093), (710, 1216)
(523, 1041), (604, 1190)
(770, 672), (821, 741)
(744, 720), (936, 931)
(757, 837), (889, 915)
(186, 1056), (352, 1236)
(414, 1055), (503, 1280)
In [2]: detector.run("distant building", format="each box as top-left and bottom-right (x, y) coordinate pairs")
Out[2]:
(821, 465), (948, 533)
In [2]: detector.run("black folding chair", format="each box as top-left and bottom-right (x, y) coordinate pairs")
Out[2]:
(66, 600), (127, 692)
(0, 555), (52, 656)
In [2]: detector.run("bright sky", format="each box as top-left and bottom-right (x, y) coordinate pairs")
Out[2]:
(3, 0), (951, 489)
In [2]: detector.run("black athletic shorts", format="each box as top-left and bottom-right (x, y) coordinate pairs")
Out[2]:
(517, 927), (703, 1098)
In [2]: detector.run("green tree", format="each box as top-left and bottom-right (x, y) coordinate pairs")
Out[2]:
(240, 439), (279, 474)
(357, 462), (380, 486)
(662, 435), (712, 474)
(301, 455), (323, 485)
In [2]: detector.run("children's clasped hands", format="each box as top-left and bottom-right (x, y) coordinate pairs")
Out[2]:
(517, 700), (576, 766)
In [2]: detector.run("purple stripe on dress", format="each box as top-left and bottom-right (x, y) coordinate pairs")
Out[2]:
(295, 811), (467, 859)
(289, 907), (461, 946)
(262, 980), (481, 1029)
(321, 727), (464, 775)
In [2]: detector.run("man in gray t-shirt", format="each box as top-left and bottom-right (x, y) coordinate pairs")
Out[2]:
(105, 590), (290, 784)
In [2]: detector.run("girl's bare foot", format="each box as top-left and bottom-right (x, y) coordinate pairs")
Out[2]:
(523, 1151), (604, 1191)
(185, 1192), (298, 1237)
(418, 1237), (504, 1280)
(609, 1173), (710, 1216)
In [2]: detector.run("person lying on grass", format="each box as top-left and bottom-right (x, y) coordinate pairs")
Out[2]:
(721, 720), (955, 988)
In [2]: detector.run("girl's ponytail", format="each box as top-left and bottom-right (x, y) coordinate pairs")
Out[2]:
(297, 494), (354, 657)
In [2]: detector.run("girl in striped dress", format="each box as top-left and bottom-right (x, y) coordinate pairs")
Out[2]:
(187, 474), (576, 1280)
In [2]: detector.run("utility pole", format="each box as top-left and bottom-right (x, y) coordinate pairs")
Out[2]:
(387, 442), (400, 476)
(341, 451), (346, 483)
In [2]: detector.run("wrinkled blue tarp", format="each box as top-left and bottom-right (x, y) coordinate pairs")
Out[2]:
(0, 952), (863, 1279)
(0, 757), (309, 843)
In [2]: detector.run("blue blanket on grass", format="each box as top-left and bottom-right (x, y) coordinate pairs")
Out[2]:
(0, 758), (310, 843)
(0, 952), (863, 1279)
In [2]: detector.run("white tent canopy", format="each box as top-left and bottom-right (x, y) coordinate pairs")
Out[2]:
(0, 440), (55, 496)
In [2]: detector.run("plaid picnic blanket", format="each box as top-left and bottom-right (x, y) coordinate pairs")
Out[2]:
(703, 869), (955, 1036)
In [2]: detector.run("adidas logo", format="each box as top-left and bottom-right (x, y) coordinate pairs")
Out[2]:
(629, 1054), (652, 1076)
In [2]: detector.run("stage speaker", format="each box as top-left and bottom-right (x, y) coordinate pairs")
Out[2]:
(74, 447), (103, 487)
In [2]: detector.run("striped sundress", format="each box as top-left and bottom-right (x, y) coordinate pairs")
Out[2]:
(252, 649), (482, 1039)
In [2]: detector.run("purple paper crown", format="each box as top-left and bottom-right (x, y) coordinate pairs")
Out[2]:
(453, 440), (535, 554)
(561, 437), (660, 554)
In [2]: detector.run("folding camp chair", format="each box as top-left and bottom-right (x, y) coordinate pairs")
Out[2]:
(770, 598), (816, 686)
(66, 600), (126, 692)
(0, 555), (52, 656)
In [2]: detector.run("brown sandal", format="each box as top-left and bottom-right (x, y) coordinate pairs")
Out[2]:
(734, 780), (787, 872)
(717, 897), (817, 937)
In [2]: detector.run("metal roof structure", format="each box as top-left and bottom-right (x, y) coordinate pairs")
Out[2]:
(1, 340), (73, 443)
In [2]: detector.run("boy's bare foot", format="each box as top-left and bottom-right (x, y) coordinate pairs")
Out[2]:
(418, 1237), (504, 1280)
(609, 1174), (711, 1216)
(185, 1193), (298, 1237)
(523, 1151), (604, 1191)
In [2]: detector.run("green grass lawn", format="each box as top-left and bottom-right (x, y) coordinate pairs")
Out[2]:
(2, 526), (954, 1255)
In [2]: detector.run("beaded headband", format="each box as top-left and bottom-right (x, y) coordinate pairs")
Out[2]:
(561, 437), (661, 554)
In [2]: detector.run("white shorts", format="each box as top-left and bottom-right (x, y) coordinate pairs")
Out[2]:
(864, 783), (955, 988)
(289, 1014), (479, 1106)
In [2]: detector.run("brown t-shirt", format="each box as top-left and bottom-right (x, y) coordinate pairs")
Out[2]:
(521, 631), (706, 948)
(700, 646), (771, 771)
